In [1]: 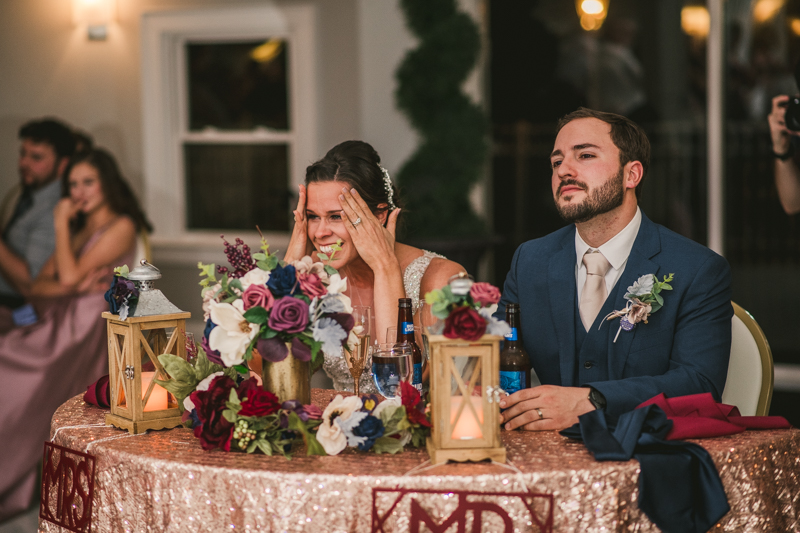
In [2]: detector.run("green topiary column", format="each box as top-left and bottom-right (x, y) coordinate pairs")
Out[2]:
(395, 0), (488, 239)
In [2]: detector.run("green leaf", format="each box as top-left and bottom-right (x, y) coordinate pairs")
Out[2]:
(158, 354), (198, 385)
(261, 328), (278, 339)
(243, 307), (269, 324)
(252, 253), (266, 261)
(654, 292), (664, 306)
(228, 279), (243, 292)
(372, 436), (405, 454)
(649, 302), (663, 314)
(246, 441), (258, 453)
(660, 283), (673, 291)
(263, 255), (279, 271)
(323, 265), (338, 277)
(316, 252), (329, 262)
(228, 388), (240, 404)
(256, 440), (273, 456)
(222, 409), (238, 424)
(233, 364), (249, 375)
(256, 261), (270, 271)
(113, 265), (130, 278)
(287, 412), (327, 456)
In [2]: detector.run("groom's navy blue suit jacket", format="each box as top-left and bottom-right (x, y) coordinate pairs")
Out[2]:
(496, 212), (733, 417)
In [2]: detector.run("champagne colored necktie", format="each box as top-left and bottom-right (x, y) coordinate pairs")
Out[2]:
(580, 251), (611, 331)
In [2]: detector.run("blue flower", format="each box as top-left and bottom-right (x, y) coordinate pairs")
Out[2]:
(352, 415), (385, 451)
(267, 264), (298, 297)
(104, 275), (139, 314)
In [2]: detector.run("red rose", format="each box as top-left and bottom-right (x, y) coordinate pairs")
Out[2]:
(469, 282), (501, 306)
(191, 376), (236, 451)
(400, 381), (431, 428)
(297, 273), (326, 298)
(242, 284), (274, 311)
(443, 306), (487, 341)
(239, 388), (281, 417)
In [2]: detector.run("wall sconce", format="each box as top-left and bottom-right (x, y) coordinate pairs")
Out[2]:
(576, 0), (609, 32)
(73, 0), (116, 41)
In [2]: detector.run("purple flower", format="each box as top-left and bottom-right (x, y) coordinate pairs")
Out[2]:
(201, 333), (223, 365)
(104, 276), (139, 314)
(268, 297), (309, 334)
(280, 399), (311, 428)
(267, 264), (298, 297)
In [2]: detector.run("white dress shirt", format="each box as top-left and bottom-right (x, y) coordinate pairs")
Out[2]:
(575, 207), (642, 304)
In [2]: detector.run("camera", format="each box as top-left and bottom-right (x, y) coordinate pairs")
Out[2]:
(786, 97), (800, 131)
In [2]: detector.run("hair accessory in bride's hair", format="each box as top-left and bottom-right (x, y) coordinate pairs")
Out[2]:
(379, 165), (397, 210)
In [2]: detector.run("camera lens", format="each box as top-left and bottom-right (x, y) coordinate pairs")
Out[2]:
(786, 97), (800, 131)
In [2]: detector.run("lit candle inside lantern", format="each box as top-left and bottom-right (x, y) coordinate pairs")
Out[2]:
(450, 396), (484, 440)
(141, 371), (169, 411)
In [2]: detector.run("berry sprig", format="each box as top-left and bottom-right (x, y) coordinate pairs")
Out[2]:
(233, 419), (257, 449)
(216, 235), (256, 278)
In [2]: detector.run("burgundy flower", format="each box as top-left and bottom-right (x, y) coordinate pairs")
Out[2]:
(400, 381), (431, 428)
(297, 273), (326, 298)
(268, 297), (309, 334)
(239, 388), (281, 417)
(443, 306), (487, 341)
(190, 376), (236, 451)
(242, 284), (274, 311)
(469, 282), (501, 306)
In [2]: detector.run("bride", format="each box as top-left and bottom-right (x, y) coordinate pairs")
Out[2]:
(284, 140), (465, 392)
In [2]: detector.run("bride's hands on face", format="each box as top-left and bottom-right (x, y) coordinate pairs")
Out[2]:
(284, 184), (313, 263)
(339, 187), (401, 272)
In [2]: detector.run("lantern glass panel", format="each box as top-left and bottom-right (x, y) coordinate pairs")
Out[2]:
(449, 355), (484, 441)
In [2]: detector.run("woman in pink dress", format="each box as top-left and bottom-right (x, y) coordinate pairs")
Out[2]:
(0, 148), (151, 522)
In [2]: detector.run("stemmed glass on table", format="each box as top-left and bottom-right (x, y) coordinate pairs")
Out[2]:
(346, 306), (372, 395)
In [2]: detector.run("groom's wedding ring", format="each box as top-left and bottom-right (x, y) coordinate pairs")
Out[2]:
(536, 408), (544, 420)
(352, 217), (362, 227)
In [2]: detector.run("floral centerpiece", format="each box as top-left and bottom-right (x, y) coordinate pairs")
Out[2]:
(104, 265), (139, 320)
(424, 278), (510, 341)
(158, 348), (430, 457)
(194, 236), (356, 375)
(154, 234), (432, 458)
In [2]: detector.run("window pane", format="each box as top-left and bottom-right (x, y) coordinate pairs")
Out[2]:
(491, 1), (707, 279)
(187, 40), (289, 131)
(184, 144), (290, 231)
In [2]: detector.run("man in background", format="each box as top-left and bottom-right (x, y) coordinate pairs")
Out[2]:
(0, 118), (77, 308)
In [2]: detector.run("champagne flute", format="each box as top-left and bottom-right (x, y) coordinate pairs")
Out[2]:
(347, 306), (372, 395)
(371, 342), (412, 399)
(418, 303), (433, 362)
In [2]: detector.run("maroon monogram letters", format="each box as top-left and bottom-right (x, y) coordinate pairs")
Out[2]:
(40, 442), (96, 533)
(372, 488), (553, 533)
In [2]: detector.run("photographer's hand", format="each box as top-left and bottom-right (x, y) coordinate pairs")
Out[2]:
(769, 95), (797, 154)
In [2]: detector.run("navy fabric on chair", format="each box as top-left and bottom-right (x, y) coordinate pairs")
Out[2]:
(561, 405), (730, 533)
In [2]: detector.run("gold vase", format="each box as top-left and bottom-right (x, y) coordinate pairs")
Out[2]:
(260, 343), (311, 404)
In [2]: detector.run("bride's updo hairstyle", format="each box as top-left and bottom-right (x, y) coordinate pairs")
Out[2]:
(305, 140), (402, 219)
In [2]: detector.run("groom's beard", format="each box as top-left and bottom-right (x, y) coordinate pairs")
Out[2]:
(555, 166), (625, 224)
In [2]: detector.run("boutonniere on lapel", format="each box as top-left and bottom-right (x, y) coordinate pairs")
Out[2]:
(603, 273), (674, 343)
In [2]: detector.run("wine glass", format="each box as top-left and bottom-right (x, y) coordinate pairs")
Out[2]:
(346, 306), (372, 395)
(371, 342), (412, 399)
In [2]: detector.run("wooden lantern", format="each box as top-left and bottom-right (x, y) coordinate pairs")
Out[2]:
(426, 334), (506, 464)
(103, 261), (191, 434)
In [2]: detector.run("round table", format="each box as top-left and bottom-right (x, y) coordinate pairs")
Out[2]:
(40, 390), (799, 532)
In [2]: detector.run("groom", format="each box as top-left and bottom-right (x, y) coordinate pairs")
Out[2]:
(496, 108), (732, 430)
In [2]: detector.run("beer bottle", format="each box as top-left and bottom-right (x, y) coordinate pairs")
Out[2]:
(396, 298), (424, 392)
(500, 303), (531, 395)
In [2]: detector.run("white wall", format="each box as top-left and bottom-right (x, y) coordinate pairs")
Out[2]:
(0, 0), (486, 327)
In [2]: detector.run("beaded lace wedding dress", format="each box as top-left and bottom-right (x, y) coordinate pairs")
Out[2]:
(322, 250), (444, 393)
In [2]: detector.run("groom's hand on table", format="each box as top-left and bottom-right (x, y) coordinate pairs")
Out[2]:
(499, 385), (595, 431)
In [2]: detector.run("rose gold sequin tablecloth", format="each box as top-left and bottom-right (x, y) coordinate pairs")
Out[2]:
(41, 390), (800, 532)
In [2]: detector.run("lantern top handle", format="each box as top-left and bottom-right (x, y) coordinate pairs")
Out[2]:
(128, 259), (161, 282)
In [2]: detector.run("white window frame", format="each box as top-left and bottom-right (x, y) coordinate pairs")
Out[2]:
(140, 3), (317, 260)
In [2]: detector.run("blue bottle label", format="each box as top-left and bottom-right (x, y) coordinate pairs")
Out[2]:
(402, 321), (414, 334)
(413, 363), (423, 385)
(504, 327), (518, 341)
(500, 370), (526, 395)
